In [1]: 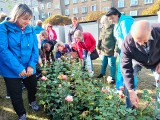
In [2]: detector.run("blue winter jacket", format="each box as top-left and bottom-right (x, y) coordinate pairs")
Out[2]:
(0, 19), (38, 78)
(33, 25), (44, 34)
(114, 15), (134, 49)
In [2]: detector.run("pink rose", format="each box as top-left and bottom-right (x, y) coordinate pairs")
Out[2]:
(41, 76), (47, 81)
(62, 75), (68, 80)
(65, 95), (73, 102)
(120, 94), (125, 99)
(101, 86), (109, 93)
(120, 86), (124, 91)
(118, 90), (125, 99)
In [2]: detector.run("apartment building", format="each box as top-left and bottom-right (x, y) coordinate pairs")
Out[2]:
(61, 0), (113, 21)
(37, 0), (155, 21)
(113, 0), (155, 16)
(38, 0), (54, 21)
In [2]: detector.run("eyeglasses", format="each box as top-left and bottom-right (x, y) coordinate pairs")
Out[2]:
(48, 26), (52, 27)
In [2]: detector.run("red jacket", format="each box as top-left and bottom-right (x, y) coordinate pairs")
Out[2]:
(77, 32), (96, 59)
(46, 29), (57, 40)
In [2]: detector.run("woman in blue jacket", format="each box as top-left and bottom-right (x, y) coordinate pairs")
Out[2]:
(55, 42), (72, 59)
(0, 4), (39, 119)
(106, 7), (141, 108)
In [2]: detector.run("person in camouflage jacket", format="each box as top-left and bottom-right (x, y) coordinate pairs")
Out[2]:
(97, 15), (118, 84)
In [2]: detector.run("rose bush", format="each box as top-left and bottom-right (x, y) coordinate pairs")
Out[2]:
(36, 57), (156, 120)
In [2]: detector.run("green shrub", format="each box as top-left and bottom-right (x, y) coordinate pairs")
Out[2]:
(37, 56), (155, 120)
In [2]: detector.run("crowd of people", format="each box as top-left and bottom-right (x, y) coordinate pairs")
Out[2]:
(0, 3), (160, 120)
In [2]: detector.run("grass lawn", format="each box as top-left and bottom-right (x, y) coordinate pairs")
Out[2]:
(0, 60), (156, 120)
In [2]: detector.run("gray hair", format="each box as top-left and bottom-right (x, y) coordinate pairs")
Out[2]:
(100, 15), (108, 24)
(10, 4), (32, 22)
(100, 15), (111, 28)
(74, 30), (83, 39)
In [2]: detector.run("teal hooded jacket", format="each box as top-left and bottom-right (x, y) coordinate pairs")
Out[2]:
(114, 15), (134, 49)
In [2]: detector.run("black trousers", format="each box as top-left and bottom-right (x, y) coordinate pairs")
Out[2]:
(4, 74), (37, 117)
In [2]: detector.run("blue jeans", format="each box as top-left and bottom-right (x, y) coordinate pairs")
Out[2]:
(125, 68), (160, 117)
(100, 55), (116, 80)
(116, 56), (141, 90)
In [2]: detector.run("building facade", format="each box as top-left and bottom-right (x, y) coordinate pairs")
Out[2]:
(44, 0), (154, 21)
(0, 0), (155, 23)
(113, 0), (155, 16)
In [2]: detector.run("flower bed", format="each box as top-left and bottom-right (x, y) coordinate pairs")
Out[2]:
(36, 58), (155, 120)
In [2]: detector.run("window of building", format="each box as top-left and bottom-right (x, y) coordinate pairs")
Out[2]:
(41, 13), (46, 19)
(55, 4), (60, 9)
(47, 2), (52, 9)
(65, 9), (70, 15)
(64, 0), (70, 5)
(82, 6), (87, 13)
(81, 0), (87, 3)
(91, 5), (96, 11)
(33, 1), (38, 6)
(73, 7), (78, 14)
(41, 4), (45, 10)
(103, 7), (110, 11)
(130, 10), (138, 16)
(130, 0), (138, 6)
(144, 0), (153, 4)
(48, 12), (52, 17)
(73, 0), (78, 3)
(118, 0), (124, 8)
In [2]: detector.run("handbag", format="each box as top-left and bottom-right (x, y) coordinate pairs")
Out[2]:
(90, 49), (99, 60)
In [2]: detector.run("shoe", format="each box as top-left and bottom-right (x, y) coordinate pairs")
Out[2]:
(29, 101), (39, 111)
(19, 114), (26, 120)
(5, 96), (10, 99)
(97, 74), (104, 78)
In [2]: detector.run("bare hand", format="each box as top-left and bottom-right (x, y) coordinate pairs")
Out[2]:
(19, 69), (27, 77)
(88, 51), (91, 55)
(26, 66), (34, 77)
(114, 52), (119, 57)
(129, 90), (139, 108)
(156, 63), (160, 74)
(68, 41), (71, 45)
(98, 50), (101, 55)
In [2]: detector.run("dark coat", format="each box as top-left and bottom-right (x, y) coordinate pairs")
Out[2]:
(121, 25), (160, 90)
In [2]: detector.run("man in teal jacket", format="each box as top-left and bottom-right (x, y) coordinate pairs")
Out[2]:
(106, 7), (141, 103)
